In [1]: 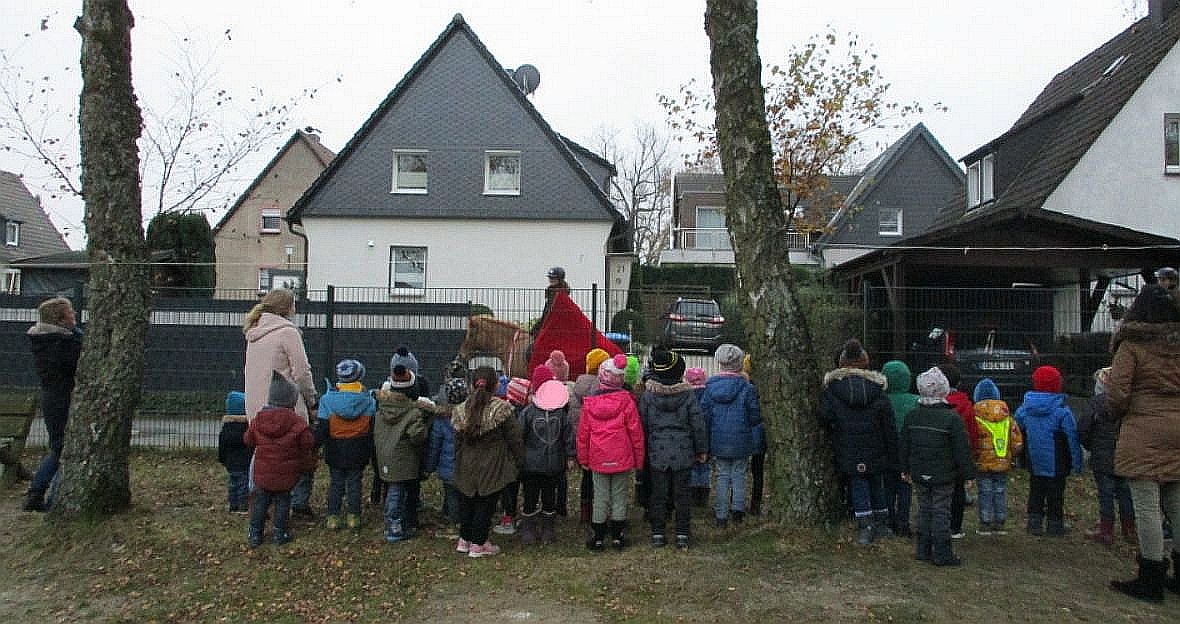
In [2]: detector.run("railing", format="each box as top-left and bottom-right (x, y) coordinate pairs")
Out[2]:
(672, 227), (813, 251)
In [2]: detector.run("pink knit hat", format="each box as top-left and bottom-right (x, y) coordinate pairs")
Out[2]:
(597, 353), (628, 388)
(545, 350), (570, 382)
(531, 364), (556, 391)
(684, 367), (708, 388)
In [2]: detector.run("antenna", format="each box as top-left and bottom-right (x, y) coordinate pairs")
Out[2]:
(512, 64), (540, 95)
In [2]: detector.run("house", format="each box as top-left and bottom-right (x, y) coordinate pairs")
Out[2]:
(0, 170), (72, 295)
(288, 14), (627, 317)
(660, 123), (962, 268)
(212, 130), (334, 297)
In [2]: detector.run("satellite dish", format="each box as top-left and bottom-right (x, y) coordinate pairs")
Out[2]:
(512, 64), (540, 95)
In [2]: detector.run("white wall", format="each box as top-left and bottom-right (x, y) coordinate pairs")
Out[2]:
(1041, 42), (1180, 239)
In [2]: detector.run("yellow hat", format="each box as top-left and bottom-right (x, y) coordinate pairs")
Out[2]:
(585, 348), (610, 374)
(742, 354), (753, 375)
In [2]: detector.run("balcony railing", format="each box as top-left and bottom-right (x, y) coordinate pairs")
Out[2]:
(673, 227), (813, 250)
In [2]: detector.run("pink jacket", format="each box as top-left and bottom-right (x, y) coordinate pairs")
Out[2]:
(244, 312), (317, 421)
(576, 388), (644, 474)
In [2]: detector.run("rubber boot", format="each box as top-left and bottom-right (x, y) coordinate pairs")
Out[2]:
(586, 522), (606, 551)
(22, 488), (47, 513)
(1046, 515), (1068, 537)
(518, 511), (539, 546)
(856, 516), (874, 546)
(540, 512), (557, 544)
(914, 532), (932, 562)
(872, 511), (894, 540)
(1168, 551), (1180, 596)
(1084, 519), (1114, 546)
(610, 520), (627, 550)
(1121, 516), (1137, 544)
(1026, 513), (1044, 536)
(931, 539), (962, 567)
(1110, 557), (1166, 603)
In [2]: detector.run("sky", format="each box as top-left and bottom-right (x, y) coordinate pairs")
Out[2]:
(0, 0), (1143, 249)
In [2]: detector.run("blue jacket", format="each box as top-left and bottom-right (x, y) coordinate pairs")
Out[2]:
(700, 374), (762, 459)
(425, 416), (456, 483)
(1015, 391), (1082, 477)
(316, 385), (377, 470)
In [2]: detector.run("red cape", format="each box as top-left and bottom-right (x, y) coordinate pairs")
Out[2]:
(529, 291), (623, 378)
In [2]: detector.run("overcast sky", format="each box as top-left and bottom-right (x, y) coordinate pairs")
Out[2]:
(0, 0), (1142, 248)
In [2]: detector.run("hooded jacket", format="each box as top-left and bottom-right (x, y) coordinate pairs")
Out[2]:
(639, 380), (709, 472)
(244, 312), (317, 421)
(425, 412), (457, 483)
(452, 396), (524, 497)
(518, 400), (575, 476)
(700, 373), (762, 459)
(1107, 320), (1180, 481)
(577, 388), (645, 474)
(1015, 391), (1082, 478)
(218, 415), (251, 472)
(818, 368), (898, 476)
(244, 406), (314, 491)
(27, 321), (83, 450)
(1077, 392), (1119, 475)
(316, 382), (377, 470)
(372, 390), (427, 483)
(900, 402), (975, 486)
(881, 361), (919, 434)
(971, 379), (1023, 473)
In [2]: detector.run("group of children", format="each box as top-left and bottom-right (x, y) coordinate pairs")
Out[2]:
(218, 343), (764, 554)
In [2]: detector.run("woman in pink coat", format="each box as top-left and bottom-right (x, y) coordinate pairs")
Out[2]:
(577, 354), (645, 551)
(244, 288), (318, 516)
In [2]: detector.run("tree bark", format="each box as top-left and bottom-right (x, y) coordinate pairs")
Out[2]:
(704, 0), (841, 523)
(51, 0), (150, 520)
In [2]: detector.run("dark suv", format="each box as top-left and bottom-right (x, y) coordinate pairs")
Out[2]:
(911, 327), (1039, 398)
(661, 298), (725, 352)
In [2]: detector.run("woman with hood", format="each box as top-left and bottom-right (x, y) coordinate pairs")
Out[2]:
(819, 339), (898, 545)
(881, 360), (919, 536)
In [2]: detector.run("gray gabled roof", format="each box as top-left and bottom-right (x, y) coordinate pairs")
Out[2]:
(212, 130), (334, 233)
(0, 170), (71, 263)
(289, 14), (618, 224)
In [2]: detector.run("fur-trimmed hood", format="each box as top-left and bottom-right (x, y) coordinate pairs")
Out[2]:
(1111, 320), (1180, 354)
(452, 396), (514, 439)
(643, 379), (696, 395)
(822, 367), (888, 409)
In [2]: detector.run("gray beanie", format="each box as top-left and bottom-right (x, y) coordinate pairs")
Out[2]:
(714, 343), (745, 372)
(267, 371), (299, 409)
(389, 345), (419, 375)
(916, 367), (950, 406)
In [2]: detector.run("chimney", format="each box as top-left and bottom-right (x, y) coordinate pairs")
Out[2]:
(1150, 0), (1179, 27)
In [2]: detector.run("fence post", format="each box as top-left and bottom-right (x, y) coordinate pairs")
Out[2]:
(324, 284), (335, 387)
(591, 283), (599, 348)
(861, 280), (870, 351)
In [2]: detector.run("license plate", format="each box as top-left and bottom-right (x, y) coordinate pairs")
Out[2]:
(978, 361), (1016, 371)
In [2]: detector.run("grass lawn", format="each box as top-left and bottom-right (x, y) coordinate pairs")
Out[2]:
(2, 450), (1178, 623)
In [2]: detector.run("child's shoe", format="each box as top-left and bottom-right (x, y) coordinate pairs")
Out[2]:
(587, 522), (607, 551)
(325, 515), (341, 530)
(1085, 519), (1114, 545)
(385, 520), (405, 543)
(468, 541), (500, 558)
(715, 517), (728, 529)
(247, 529), (263, 549)
(976, 522), (993, 536)
(1027, 514), (1044, 536)
(273, 531), (294, 546)
(992, 519), (1008, 535)
(610, 520), (627, 550)
(675, 535), (690, 550)
(732, 510), (746, 524)
(1046, 516), (1068, 537)
(651, 534), (667, 548)
(540, 512), (557, 544)
(456, 538), (470, 553)
(493, 514), (516, 535)
(345, 514), (361, 530)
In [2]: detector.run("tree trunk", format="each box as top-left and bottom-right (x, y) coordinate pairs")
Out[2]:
(704, 0), (841, 524)
(51, 0), (150, 520)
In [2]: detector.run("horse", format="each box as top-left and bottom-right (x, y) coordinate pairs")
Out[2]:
(456, 315), (532, 378)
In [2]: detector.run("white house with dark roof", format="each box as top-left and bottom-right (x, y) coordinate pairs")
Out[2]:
(0, 170), (71, 294)
(289, 14), (627, 312)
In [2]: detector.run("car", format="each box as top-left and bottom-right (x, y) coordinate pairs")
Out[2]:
(910, 327), (1039, 398)
(661, 298), (725, 352)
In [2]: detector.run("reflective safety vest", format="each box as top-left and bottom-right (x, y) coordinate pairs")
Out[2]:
(977, 416), (1011, 458)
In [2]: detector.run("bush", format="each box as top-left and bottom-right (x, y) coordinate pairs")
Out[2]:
(470, 303), (493, 317)
(610, 309), (643, 336)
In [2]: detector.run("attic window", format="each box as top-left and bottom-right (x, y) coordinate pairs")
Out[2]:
(392, 150), (428, 193)
(1166, 113), (1180, 174)
(878, 208), (902, 236)
(966, 154), (995, 208)
(260, 209), (282, 234)
(5, 221), (20, 246)
(484, 151), (521, 195)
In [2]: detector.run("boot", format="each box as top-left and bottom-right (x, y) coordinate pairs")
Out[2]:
(540, 512), (557, 544)
(692, 487), (709, 508)
(914, 532), (932, 562)
(931, 539), (962, 567)
(872, 511), (894, 540)
(22, 488), (47, 513)
(1168, 551), (1180, 596)
(586, 522), (607, 551)
(610, 520), (627, 550)
(1121, 517), (1137, 544)
(749, 500), (761, 516)
(580, 500), (592, 524)
(1046, 515), (1068, 537)
(732, 510), (745, 524)
(247, 526), (263, 549)
(1110, 557), (1166, 603)
(519, 512), (539, 546)
(1085, 519), (1115, 546)
(1026, 513), (1044, 536)
(856, 516), (874, 546)
(895, 520), (912, 538)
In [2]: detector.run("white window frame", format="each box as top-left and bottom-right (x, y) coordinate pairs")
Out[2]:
(878, 207), (902, 236)
(392, 150), (429, 193)
(484, 150), (521, 195)
(694, 205), (731, 250)
(5, 221), (20, 246)
(389, 245), (427, 296)
(980, 154), (995, 202)
(966, 161), (981, 208)
(259, 208), (282, 234)
(2, 268), (20, 294)
(258, 267), (274, 292)
(1166, 113), (1180, 175)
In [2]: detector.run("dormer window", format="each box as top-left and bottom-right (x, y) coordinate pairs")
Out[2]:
(878, 207), (902, 236)
(5, 220), (20, 246)
(1166, 113), (1179, 175)
(966, 154), (995, 208)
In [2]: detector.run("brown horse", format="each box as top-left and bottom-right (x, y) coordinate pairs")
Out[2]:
(457, 315), (532, 378)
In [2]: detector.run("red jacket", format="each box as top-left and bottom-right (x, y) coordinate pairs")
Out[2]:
(577, 388), (645, 474)
(946, 391), (980, 452)
(245, 406), (315, 491)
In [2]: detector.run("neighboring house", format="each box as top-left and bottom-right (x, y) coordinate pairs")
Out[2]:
(0, 170), (72, 295)
(661, 123), (961, 268)
(289, 14), (627, 314)
(212, 130), (334, 297)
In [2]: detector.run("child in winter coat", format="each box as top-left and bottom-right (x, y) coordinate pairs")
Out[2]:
(971, 378), (1024, 535)
(702, 344), (763, 528)
(1015, 365), (1083, 537)
(639, 350), (708, 549)
(1077, 367), (1135, 545)
(517, 368), (574, 545)
(572, 348), (609, 522)
(244, 372), (315, 547)
(938, 363), (977, 539)
(425, 377), (467, 530)
(317, 359), (377, 531)
(684, 367), (711, 507)
(901, 367), (976, 566)
(577, 353), (645, 551)
(818, 339), (897, 545)
(374, 365), (428, 543)
(218, 391), (251, 513)
(881, 360), (919, 536)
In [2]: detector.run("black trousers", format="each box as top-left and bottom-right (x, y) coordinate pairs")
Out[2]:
(499, 480), (519, 516)
(1028, 474), (1066, 521)
(649, 467), (692, 537)
(950, 478), (966, 533)
(521, 472), (562, 515)
(458, 490), (500, 545)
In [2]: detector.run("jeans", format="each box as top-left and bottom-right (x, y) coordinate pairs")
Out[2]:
(327, 466), (364, 516)
(441, 482), (461, 525)
(458, 490), (500, 545)
(250, 488), (291, 539)
(29, 449), (60, 496)
(976, 472), (1008, 524)
(521, 472), (561, 515)
(915, 482), (953, 543)
(749, 453), (765, 511)
(1128, 479), (1180, 561)
(383, 481), (411, 537)
(1094, 471), (1134, 522)
(226, 469), (249, 510)
(1028, 474), (1066, 523)
(714, 456), (749, 519)
(885, 471), (912, 528)
(649, 467), (692, 537)
(848, 473), (888, 519)
(690, 462), (711, 488)
(591, 470), (633, 523)
(291, 473), (313, 511)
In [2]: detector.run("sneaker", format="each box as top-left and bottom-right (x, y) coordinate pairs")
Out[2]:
(651, 534), (667, 548)
(385, 532), (406, 543)
(675, 535), (690, 550)
(951, 531), (966, 539)
(345, 514), (361, 530)
(273, 531), (294, 546)
(492, 514), (516, 535)
(468, 542), (501, 558)
(456, 538), (470, 553)
(247, 532), (263, 549)
(976, 522), (993, 536)
(325, 515), (341, 530)
(992, 522), (1008, 535)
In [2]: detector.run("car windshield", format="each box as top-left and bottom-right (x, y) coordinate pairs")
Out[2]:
(955, 329), (1029, 352)
(676, 301), (719, 316)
